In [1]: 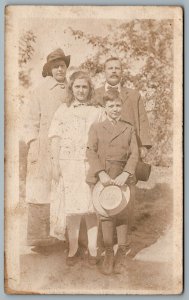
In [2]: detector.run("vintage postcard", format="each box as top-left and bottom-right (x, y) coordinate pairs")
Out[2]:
(4, 6), (183, 294)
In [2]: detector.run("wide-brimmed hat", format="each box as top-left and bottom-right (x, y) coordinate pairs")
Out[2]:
(42, 48), (70, 77)
(92, 181), (130, 217)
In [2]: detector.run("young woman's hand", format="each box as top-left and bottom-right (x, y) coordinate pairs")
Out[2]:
(51, 160), (61, 183)
(27, 139), (39, 164)
(98, 171), (111, 186)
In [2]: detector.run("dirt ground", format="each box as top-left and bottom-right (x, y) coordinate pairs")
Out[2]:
(11, 164), (176, 294)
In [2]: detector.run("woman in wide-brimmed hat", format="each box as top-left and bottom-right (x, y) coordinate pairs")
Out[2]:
(24, 48), (70, 252)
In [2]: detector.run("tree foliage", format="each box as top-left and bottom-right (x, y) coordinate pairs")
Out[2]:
(19, 30), (37, 89)
(67, 20), (173, 166)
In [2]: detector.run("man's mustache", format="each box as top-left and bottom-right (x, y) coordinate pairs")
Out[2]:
(110, 75), (119, 78)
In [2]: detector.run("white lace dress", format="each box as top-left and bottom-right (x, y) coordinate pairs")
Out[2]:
(49, 103), (103, 215)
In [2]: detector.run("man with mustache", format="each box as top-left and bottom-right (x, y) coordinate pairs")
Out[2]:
(93, 57), (152, 255)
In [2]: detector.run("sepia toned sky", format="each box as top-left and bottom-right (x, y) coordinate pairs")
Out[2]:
(19, 18), (122, 87)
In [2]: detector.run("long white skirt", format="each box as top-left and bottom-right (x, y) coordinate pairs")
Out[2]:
(50, 159), (94, 240)
(60, 159), (94, 215)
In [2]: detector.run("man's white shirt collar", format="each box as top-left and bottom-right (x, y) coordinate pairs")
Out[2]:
(107, 115), (121, 125)
(47, 77), (67, 90)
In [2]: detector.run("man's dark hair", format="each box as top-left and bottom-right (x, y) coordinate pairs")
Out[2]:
(104, 57), (122, 69)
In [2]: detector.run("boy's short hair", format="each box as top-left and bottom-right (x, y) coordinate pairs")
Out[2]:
(103, 89), (122, 104)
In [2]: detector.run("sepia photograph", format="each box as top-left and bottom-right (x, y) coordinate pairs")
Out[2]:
(4, 5), (183, 294)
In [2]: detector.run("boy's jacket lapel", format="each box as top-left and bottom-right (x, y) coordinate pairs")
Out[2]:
(102, 119), (128, 142)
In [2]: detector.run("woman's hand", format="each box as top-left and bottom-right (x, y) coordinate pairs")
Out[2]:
(98, 171), (111, 186)
(27, 139), (39, 164)
(51, 159), (62, 183)
(113, 172), (129, 186)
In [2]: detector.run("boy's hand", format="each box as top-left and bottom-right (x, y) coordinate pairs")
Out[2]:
(140, 146), (148, 159)
(99, 171), (111, 186)
(113, 172), (129, 186)
(51, 160), (62, 183)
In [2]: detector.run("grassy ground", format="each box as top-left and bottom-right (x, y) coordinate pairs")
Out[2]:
(16, 141), (174, 294)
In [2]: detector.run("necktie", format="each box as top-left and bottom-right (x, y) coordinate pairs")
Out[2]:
(73, 102), (92, 108)
(107, 85), (119, 91)
(73, 103), (85, 108)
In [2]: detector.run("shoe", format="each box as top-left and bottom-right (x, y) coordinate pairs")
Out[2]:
(66, 248), (82, 267)
(31, 245), (52, 256)
(100, 247), (114, 275)
(27, 236), (58, 247)
(114, 245), (128, 274)
(31, 240), (66, 255)
(88, 253), (98, 266)
(66, 255), (79, 267)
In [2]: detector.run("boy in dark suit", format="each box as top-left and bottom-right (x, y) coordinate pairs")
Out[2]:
(86, 90), (139, 275)
(92, 57), (151, 242)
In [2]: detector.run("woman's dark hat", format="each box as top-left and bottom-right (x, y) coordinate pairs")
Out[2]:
(42, 48), (70, 77)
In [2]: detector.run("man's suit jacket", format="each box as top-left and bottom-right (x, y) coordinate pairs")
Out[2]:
(92, 86), (152, 148)
(86, 118), (139, 184)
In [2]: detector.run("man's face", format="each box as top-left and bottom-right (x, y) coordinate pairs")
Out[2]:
(104, 60), (122, 86)
(51, 60), (67, 83)
(105, 99), (122, 120)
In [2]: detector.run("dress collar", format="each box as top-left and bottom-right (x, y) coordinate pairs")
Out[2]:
(48, 77), (67, 90)
(72, 99), (91, 108)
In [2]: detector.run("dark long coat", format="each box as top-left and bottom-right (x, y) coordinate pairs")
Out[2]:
(92, 86), (152, 148)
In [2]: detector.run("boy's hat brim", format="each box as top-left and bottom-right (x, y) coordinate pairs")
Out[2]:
(92, 181), (130, 217)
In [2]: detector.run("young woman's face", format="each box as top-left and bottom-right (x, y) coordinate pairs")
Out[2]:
(51, 60), (67, 83)
(72, 78), (90, 102)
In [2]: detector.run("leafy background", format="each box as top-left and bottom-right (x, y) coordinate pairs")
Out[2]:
(16, 18), (175, 291)
(19, 19), (173, 167)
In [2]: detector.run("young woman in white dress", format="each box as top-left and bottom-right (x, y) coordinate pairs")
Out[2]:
(49, 71), (103, 266)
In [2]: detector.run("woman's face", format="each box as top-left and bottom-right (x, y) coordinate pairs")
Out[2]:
(72, 78), (90, 102)
(51, 60), (67, 83)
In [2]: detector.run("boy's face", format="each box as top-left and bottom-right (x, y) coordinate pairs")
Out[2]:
(105, 99), (122, 120)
